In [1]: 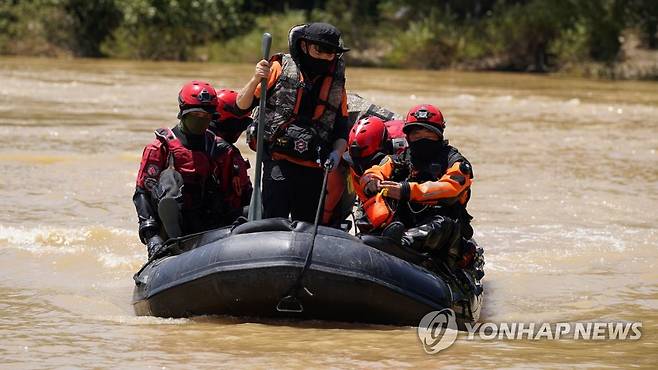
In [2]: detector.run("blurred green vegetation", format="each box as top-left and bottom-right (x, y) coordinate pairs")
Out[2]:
(0, 0), (656, 78)
(200, 11), (305, 63)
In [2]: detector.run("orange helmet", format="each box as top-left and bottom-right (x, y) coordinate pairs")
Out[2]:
(403, 104), (445, 136)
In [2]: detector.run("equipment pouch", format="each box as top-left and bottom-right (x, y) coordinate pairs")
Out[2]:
(363, 192), (394, 229)
(270, 122), (328, 162)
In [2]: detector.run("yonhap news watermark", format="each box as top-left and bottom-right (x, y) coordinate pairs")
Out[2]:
(417, 309), (643, 354)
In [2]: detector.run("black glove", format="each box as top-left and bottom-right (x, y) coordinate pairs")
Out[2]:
(146, 235), (165, 259)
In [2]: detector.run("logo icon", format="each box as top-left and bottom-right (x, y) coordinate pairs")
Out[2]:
(417, 308), (458, 354)
(146, 164), (160, 177)
(294, 138), (308, 154)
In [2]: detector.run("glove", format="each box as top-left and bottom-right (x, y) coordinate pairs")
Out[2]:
(146, 235), (165, 259)
(364, 178), (381, 197)
(324, 150), (341, 171)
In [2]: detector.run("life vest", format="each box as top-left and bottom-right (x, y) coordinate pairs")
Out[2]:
(253, 52), (346, 166)
(155, 128), (213, 181)
(211, 140), (251, 210)
(363, 192), (394, 229)
(154, 128), (217, 209)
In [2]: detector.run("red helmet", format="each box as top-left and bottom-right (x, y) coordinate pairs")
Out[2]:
(210, 89), (253, 143)
(384, 119), (407, 154)
(215, 89), (249, 121)
(348, 116), (388, 159)
(384, 119), (405, 140)
(403, 104), (445, 136)
(177, 80), (217, 118)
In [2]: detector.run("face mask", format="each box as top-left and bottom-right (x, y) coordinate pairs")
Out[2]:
(299, 51), (332, 76)
(409, 138), (443, 163)
(181, 113), (211, 135)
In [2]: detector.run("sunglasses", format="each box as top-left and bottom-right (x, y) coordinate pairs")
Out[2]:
(186, 110), (212, 118)
(311, 43), (337, 55)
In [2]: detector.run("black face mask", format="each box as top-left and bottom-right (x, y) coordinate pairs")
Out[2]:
(299, 51), (332, 76)
(181, 114), (211, 135)
(172, 125), (205, 151)
(409, 138), (443, 163)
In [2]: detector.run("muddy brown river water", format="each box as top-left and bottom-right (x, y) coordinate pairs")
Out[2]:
(0, 57), (656, 369)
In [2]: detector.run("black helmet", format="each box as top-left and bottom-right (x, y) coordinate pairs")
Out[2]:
(300, 23), (350, 53)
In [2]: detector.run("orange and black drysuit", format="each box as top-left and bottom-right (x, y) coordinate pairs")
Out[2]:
(359, 143), (474, 256)
(133, 126), (251, 246)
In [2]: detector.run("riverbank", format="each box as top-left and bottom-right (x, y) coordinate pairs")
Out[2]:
(346, 31), (658, 80)
(1, 2), (657, 81)
(6, 41), (656, 82)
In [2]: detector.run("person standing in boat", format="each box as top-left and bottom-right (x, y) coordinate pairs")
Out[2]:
(133, 81), (249, 259)
(236, 23), (350, 223)
(359, 104), (476, 269)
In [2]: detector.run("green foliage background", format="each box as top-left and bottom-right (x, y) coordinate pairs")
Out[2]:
(0, 0), (656, 77)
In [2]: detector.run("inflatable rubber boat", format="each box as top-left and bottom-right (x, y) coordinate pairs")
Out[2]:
(132, 93), (483, 326)
(132, 218), (484, 326)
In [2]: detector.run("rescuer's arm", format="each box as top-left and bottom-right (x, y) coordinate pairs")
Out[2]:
(133, 142), (167, 257)
(405, 162), (473, 204)
(236, 59), (282, 111)
(359, 156), (395, 197)
(236, 59), (269, 110)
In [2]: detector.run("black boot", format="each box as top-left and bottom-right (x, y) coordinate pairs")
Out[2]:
(405, 216), (460, 254)
(381, 221), (405, 245)
(444, 228), (463, 270)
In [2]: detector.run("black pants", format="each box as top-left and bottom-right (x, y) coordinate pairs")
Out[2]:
(262, 159), (324, 223)
(403, 214), (461, 253)
(152, 168), (214, 237)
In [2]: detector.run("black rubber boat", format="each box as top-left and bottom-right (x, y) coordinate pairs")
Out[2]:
(133, 94), (483, 326)
(132, 218), (484, 326)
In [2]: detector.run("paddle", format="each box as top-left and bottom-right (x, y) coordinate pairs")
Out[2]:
(247, 32), (272, 221)
(276, 161), (332, 313)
